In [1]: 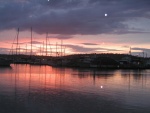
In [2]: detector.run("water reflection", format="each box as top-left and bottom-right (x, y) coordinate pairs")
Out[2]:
(0, 64), (150, 113)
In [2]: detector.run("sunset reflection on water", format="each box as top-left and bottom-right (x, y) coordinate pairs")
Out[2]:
(0, 64), (150, 113)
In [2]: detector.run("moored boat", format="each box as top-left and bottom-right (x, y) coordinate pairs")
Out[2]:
(0, 58), (12, 67)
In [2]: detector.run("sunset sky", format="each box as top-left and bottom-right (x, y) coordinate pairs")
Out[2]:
(0, 0), (150, 56)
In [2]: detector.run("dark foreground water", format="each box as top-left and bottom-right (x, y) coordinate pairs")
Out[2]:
(0, 64), (150, 113)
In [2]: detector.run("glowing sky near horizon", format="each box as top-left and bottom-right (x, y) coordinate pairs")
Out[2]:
(0, 0), (150, 56)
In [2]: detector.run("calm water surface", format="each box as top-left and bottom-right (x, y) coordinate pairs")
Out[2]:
(0, 64), (150, 113)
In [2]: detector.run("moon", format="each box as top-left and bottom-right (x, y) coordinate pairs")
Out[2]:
(105, 13), (108, 17)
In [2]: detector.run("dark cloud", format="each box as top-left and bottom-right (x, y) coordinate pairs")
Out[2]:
(132, 47), (150, 52)
(29, 41), (42, 44)
(13, 42), (27, 45)
(0, 47), (10, 54)
(122, 45), (130, 48)
(81, 43), (99, 45)
(65, 44), (122, 53)
(0, 0), (150, 35)
(48, 35), (73, 39)
(65, 44), (98, 52)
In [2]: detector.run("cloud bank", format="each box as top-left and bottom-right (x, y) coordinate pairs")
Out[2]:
(0, 0), (150, 35)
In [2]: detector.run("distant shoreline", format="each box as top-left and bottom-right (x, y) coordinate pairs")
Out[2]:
(1, 53), (150, 69)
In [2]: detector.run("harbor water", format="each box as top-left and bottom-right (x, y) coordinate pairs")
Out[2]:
(0, 64), (150, 113)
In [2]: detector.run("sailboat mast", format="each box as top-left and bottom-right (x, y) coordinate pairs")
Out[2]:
(43, 41), (44, 56)
(12, 45), (13, 55)
(129, 47), (131, 55)
(46, 33), (48, 56)
(31, 27), (33, 56)
(19, 46), (20, 55)
(49, 41), (52, 56)
(56, 42), (57, 57)
(61, 40), (63, 57)
(40, 45), (41, 56)
(16, 28), (19, 55)
(26, 44), (27, 55)
(64, 46), (66, 56)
